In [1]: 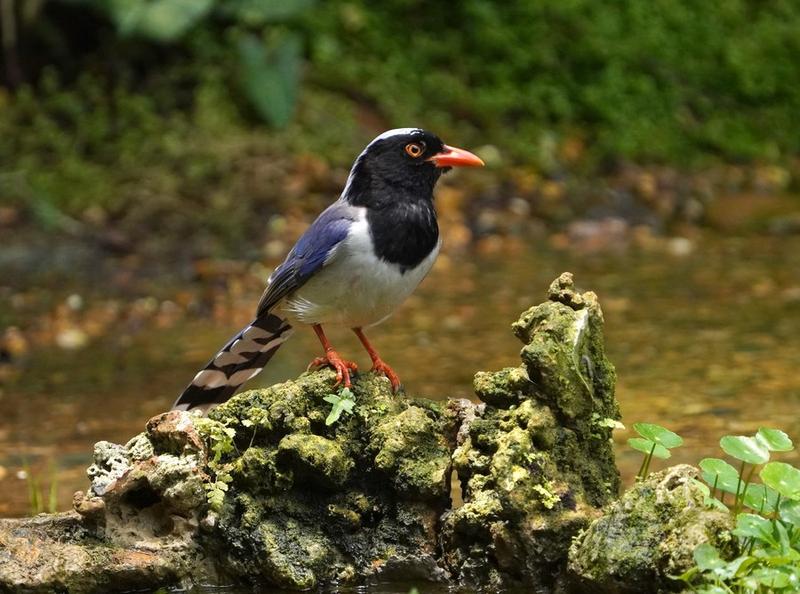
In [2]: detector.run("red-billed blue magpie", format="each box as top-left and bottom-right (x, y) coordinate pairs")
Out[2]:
(173, 128), (484, 411)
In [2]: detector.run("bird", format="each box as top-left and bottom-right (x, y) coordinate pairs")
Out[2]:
(172, 128), (484, 411)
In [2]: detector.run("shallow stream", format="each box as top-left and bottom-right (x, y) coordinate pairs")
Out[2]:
(2, 233), (799, 539)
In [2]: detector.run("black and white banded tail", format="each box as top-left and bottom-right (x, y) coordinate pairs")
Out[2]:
(172, 313), (293, 411)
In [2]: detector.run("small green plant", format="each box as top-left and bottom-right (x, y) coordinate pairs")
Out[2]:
(23, 462), (59, 515)
(677, 426), (800, 593)
(194, 417), (238, 513)
(323, 387), (356, 426)
(627, 422), (683, 480)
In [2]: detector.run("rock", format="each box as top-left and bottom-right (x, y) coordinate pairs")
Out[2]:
(567, 465), (737, 594)
(0, 512), (198, 593)
(276, 433), (352, 489)
(0, 273), (629, 593)
(441, 273), (620, 590)
(206, 371), (452, 590)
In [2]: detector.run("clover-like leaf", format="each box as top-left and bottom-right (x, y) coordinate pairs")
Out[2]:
(748, 567), (791, 589)
(733, 513), (776, 546)
(691, 479), (729, 511)
(628, 437), (670, 459)
(633, 422), (683, 449)
(760, 461), (800, 500)
(779, 499), (800, 526)
(699, 457), (740, 494)
(720, 435), (769, 465)
(742, 483), (780, 514)
(693, 543), (726, 572)
(755, 427), (793, 452)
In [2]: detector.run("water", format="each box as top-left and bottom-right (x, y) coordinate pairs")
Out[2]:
(1, 233), (799, 522)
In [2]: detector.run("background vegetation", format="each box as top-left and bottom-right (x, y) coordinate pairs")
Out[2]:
(2, 0), (800, 253)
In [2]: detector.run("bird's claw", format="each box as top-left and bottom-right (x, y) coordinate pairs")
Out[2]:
(371, 358), (401, 393)
(308, 351), (358, 388)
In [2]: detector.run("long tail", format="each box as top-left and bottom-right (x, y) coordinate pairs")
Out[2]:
(172, 313), (293, 411)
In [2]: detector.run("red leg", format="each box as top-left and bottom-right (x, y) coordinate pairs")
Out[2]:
(352, 328), (401, 392)
(308, 324), (357, 388)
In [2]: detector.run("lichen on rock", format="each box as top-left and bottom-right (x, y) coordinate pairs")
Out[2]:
(567, 465), (737, 594)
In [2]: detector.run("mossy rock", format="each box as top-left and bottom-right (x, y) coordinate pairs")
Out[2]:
(204, 370), (453, 589)
(442, 273), (621, 590)
(567, 465), (737, 594)
(0, 273), (633, 594)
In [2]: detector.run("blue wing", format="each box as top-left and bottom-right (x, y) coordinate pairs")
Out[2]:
(256, 202), (356, 317)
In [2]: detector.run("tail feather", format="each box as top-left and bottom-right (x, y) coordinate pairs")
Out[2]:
(172, 313), (293, 411)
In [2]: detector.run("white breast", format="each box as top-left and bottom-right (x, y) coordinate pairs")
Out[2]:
(281, 208), (440, 328)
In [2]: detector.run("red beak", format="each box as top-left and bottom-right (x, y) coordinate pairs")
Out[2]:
(428, 144), (485, 168)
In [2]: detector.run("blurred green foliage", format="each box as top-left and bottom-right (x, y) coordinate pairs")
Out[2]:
(1, 0), (799, 246)
(303, 0), (800, 164)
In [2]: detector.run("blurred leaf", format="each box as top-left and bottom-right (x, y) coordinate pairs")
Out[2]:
(733, 513), (776, 546)
(220, 0), (316, 25)
(760, 462), (800, 500)
(633, 422), (683, 449)
(94, 0), (214, 42)
(699, 458), (740, 494)
(720, 435), (770, 465)
(742, 483), (780, 514)
(692, 479), (729, 511)
(756, 427), (793, 453)
(237, 32), (302, 128)
(628, 437), (670, 460)
(693, 543), (725, 572)
(779, 499), (800, 526)
(748, 567), (791, 589)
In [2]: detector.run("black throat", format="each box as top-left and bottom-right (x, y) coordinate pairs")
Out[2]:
(345, 157), (440, 272)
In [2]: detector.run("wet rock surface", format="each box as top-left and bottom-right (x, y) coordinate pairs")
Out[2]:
(0, 274), (636, 593)
(567, 464), (737, 594)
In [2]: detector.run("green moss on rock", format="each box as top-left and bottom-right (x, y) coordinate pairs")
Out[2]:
(277, 434), (352, 489)
(567, 465), (737, 594)
(368, 405), (451, 500)
(442, 272), (621, 590)
(203, 370), (452, 589)
(1, 273), (638, 594)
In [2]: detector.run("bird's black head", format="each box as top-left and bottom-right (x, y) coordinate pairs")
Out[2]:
(342, 128), (483, 208)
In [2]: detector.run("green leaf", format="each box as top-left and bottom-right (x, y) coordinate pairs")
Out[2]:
(690, 478), (729, 511)
(748, 567), (791, 588)
(220, 0), (316, 25)
(742, 483), (780, 514)
(627, 437), (670, 459)
(756, 427), (794, 452)
(324, 388), (356, 426)
(779, 499), (800, 526)
(733, 513), (776, 546)
(693, 542), (726, 571)
(720, 435), (770, 465)
(760, 462), (800, 500)
(633, 422), (683, 449)
(699, 457), (740, 494)
(100, 0), (214, 42)
(237, 32), (302, 128)
(694, 587), (728, 594)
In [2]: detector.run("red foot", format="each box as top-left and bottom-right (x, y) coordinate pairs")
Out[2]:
(308, 350), (358, 388)
(371, 358), (401, 392)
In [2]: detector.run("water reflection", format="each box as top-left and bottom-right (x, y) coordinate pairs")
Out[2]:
(1, 234), (799, 518)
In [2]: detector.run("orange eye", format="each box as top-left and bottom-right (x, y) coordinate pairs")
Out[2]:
(405, 142), (425, 158)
